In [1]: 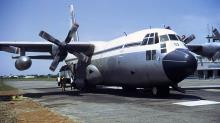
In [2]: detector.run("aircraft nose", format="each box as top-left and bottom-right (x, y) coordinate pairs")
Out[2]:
(162, 49), (197, 83)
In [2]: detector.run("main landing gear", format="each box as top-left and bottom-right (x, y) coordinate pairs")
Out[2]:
(151, 86), (170, 96)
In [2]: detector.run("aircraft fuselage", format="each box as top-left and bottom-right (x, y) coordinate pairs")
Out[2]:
(65, 28), (197, 88)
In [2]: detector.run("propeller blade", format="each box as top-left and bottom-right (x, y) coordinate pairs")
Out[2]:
(69, 4), (79, 42)
(65, 23), (79, 43)
(39, 31), (63, 46)
(71, 52), (89, 63)
(70, 4), (75, 24)
(213, 28), (220, 40)
(183, 34), (195, 44)
(49, 55), (60, 71)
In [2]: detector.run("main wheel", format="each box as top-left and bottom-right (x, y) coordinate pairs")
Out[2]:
(151, 86), (170, 96)
(152, 87), (158, 96)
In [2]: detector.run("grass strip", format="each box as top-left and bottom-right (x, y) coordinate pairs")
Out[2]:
(0, 80), (17, 91)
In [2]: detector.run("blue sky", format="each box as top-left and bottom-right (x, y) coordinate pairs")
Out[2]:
(0, 0), (220, 75)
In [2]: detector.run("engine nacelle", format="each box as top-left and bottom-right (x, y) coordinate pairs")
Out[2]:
(15, 56), (32, 71)
(86, 64), (103, 85)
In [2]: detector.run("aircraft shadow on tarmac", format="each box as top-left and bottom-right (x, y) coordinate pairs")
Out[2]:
(22, 90), (81, 98)
(9, 86), (204, 100)
(85, 87), (204, 100)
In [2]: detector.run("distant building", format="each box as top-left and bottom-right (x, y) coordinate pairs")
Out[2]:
(8, 75), (18, 79)
(23, 76), (35, 79)
(192, 27), (220, 79)
(194, 57), (220, 79)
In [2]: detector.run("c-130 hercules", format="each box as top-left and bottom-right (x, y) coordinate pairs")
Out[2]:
(0, 5), (198, 96)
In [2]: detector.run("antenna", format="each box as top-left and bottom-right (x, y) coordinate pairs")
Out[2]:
(207, 24), (211, 43)
(212, 26), (215, 42)
(207, 24), (210, 35)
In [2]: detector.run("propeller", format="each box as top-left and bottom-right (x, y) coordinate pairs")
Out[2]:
(70, 4), (79, 41)
(39, 23), (79, 71)
(182, 34), (195, 44)
(213, 28), (220, 40)
(65, 23), (79, 43)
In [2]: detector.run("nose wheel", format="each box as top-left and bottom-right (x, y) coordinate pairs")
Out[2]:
(151, 86), (170, 96)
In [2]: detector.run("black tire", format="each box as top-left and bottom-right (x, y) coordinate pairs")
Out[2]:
(152, 86), (170, 97)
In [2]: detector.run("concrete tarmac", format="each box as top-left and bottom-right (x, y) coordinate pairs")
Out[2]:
(4, 79), (220, 123)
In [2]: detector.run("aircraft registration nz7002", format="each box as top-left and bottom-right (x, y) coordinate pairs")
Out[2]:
(0, 27), (197, 96)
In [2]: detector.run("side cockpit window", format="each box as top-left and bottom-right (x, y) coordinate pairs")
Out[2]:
(142, 38), (148, 45)
(150, 33), (154, 37)
(148, 38), (154, 44)
(142, 33), (159, 45)
(155, 33), (159, 44)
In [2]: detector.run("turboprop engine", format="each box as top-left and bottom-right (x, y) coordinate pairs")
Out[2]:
(15, 56), (32, 71)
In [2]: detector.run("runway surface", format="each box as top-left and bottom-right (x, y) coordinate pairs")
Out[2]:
(4, 79), (220, 123)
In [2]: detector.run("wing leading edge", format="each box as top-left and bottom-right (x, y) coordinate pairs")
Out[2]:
(0, 41), (52, 53)
(0, 41), (94, 56)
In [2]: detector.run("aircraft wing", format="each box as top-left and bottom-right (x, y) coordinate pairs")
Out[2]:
(187, 43), (220, 61)
(186, 44), (203, 55)
(0, 41), (52, 53)
(0, 41), (94, 56)
(0, 41), (95, 71)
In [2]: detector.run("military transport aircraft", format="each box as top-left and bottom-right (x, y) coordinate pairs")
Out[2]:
(187, 28), (220, 61)
(0, 5), (198, 96)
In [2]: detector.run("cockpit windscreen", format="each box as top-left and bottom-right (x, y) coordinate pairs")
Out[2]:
(168, 34), (179, 41)
(160, 34), (179, 42)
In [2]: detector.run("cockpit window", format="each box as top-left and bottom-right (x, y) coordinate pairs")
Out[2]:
(150, 33), (154, 37)
(148, 38), (154, 45)
(168, 34), (178, 41)
(145, 34), (150, 37)
(155, 33), (159, 44)
(142, 38), (148, 45)
(160, 35), (169, 42)
(142, 33), (159, 45)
